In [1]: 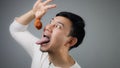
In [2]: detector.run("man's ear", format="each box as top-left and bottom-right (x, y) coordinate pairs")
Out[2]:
(68, 37), (77, 47)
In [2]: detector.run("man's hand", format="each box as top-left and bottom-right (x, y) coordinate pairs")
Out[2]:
(16, 0), (56, 25)
(32, 0), (56, 19)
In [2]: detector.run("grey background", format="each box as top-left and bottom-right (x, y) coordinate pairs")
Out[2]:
(0, 0), (120, 68)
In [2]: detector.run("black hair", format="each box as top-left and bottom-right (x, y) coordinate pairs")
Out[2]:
(56, 12), (85, 50)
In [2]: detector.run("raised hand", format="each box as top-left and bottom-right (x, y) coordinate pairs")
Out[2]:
(33, 0), (56, 18)
(33, 0), (56, 30)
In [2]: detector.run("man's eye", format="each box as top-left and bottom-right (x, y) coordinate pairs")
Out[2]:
(55, 24), (61, 29)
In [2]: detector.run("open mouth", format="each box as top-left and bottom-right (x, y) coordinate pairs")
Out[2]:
(42, 35), (50, 44)
(36, 34), (50, 45)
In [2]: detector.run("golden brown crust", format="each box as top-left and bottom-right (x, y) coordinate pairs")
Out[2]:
(34, 18), (42, 30)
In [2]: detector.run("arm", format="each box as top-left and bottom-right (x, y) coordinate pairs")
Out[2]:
(9, 20), (39, 58)
(9, 0), (56, 58)
(16, 10), (35, 25)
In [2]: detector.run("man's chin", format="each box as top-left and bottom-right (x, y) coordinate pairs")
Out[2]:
(39, 43), (52, 52)
(40, 48), (49, 52)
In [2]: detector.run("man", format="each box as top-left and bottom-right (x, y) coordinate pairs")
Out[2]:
(9, 0), (85, 68)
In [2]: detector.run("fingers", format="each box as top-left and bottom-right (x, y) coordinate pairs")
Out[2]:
(43, 0), (53, 5)
(45, 4), (56, 10)
(38, 0), (42, 2)
(34, 0), (56, 19)
(33, 0), (42, 9)
(43, 0), (56, 9)
(35, 0), (41, 6)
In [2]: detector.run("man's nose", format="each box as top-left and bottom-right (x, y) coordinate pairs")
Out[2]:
(44, 23), (54, 33)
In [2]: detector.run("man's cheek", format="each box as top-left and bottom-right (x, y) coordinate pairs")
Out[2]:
(53, 31), (64, 40)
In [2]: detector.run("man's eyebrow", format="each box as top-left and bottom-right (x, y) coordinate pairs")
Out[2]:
(57, 21), (64, 27)
(53, 18), (64, 27)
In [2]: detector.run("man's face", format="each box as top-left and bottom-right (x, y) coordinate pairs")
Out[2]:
(37, 16), (72, 52)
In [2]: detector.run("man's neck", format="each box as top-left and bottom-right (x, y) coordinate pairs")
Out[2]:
(48, 50), (75, 67)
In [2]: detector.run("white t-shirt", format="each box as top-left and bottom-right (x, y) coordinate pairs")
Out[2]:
(9, 20), (81, 68)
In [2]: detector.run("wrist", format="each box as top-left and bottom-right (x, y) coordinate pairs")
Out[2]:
(30, 10), (35, 18)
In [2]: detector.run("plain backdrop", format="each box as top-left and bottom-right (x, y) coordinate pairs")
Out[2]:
(0, 0), (120, 68)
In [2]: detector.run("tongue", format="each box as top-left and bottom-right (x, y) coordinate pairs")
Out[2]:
(36, 37), (50, 45)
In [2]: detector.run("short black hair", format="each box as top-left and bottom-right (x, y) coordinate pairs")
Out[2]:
(56, 12), (85, 50)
